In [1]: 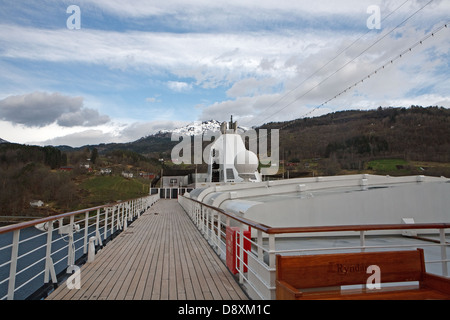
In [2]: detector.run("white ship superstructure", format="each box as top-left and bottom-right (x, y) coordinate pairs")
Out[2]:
(206, 116), (261, 184)
(187, 174), (450, 237)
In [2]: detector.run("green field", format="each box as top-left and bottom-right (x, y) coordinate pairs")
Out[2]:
(79, 175), (150, 207)
(365, 159), (450, 177)
(366, 159), (409, 174)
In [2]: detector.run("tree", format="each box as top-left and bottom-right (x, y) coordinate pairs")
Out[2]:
(43, 146), (63, 169)
(91, 148), (98, 165)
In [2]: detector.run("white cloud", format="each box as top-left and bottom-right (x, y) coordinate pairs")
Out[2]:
(40, 129), (116, 147)
(199, 21), (450, 126)
(1, 0), (449, 146)
(145, 95), (162, 103)
(0, 91), (110, 127)
(0, 121), (111, 146)
(121, 120), (189, 138)
(0, 24), (376, 90)
(226, 77), (281, 98)
(167, 81), (192, 92)
(15, 20), (444, 129)
(79, 0), (436, 21)
(1, 6), (447, 95)
(34, 120), (190, 147)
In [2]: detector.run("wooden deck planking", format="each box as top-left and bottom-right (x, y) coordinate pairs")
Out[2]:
(46, 199), (248, 300)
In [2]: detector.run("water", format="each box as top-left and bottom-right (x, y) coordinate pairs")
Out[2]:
(0, 223), (115, 300)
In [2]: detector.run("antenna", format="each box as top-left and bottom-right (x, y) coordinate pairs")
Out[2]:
(229, 115), (237, 132)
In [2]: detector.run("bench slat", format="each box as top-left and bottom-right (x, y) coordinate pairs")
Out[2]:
(294, 286), (450, 300)
(276, 249), (450, 300)
(277, 250), (424, 289)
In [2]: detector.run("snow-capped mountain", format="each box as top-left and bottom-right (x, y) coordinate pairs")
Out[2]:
(158, 120), (248, 136)
(0, 138), (9, 144)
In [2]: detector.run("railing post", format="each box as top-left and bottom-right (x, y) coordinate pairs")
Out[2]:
(199, 205), (203, 233)
(360, 230), (366, 252)
(68, 215), (75, 267)
(95, 208), (103, 247)
(196, 204), (200, 228)
(123, 203), (127, 229)
(200, 204), (204, 231)
(84, 211), (89, 254)
(118, 203), (123, 230)
(123, 203), (128, 230)
(257, 230), (263, 261)
(198, 203), (201, 228)
(130, 201), (134, 220)
(116, 204), (119, 229)
(198, 204), (201, 232)
(111, 205), (116, 235)
(239, 226), (244, 284)
(137, 199), (141, 218)
(130, 201), (133, 220)
(200, 205), (204, 233)
(7, 229), (20, 300)
(205, 208), (210, 240)
(268, 234), (276, 269)
(216, 213), (221, 253)
(104, 206), (109, 241)
(440, 229), (448, 277)
(130, 200), (134, 219)
(210, 210), (214, 242)
(44, 221), (57, 284)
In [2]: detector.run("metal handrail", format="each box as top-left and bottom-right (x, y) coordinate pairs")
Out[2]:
(181, 195), (450, 235)
(0, 195), (152, 235)
(0, 194), (159, 300)
(178, 195), (449, 300)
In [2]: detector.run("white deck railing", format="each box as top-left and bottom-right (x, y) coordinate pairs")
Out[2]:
(0, 194), (159, 300)
(178, 195), (450, 300)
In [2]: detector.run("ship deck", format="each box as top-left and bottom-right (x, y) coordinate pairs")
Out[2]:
(46, 200), (248, 300)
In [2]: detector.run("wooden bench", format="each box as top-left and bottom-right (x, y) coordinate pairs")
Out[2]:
(276, 249), (450, 300)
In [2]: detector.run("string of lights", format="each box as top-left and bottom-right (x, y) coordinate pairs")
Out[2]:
(242, 0), (412, 128)
(244, 0), (437, 130)
(271, 21), (449, 132)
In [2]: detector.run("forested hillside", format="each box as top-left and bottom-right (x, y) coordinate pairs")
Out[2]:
(0, 144), (155, 219)
(0, 144), (75, 217)
(261, 106), (450, 176)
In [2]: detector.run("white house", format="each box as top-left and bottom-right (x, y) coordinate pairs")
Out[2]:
(30, 200), (44, 207)
(101, 168), (112, 175)
(122, 171), (134, 178)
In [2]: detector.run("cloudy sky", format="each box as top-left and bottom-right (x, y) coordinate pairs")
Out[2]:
(0, 0), (449, 147)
